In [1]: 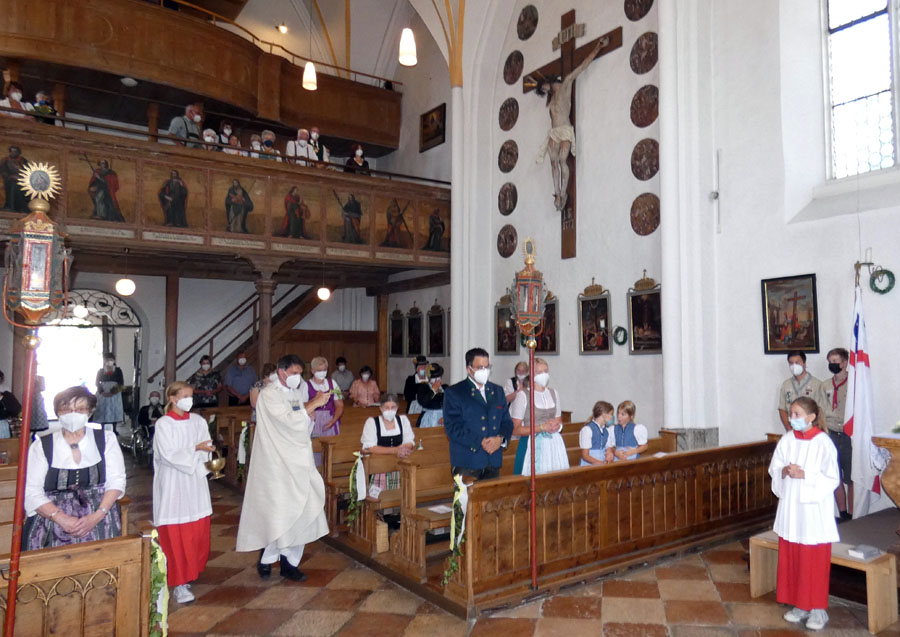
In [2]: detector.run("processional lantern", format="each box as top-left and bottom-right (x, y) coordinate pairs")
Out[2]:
(3, 161), (69, 637)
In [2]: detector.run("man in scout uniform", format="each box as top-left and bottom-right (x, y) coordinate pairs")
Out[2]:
(777, 350), (826, 432)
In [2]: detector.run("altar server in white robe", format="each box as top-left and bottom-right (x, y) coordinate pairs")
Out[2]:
(153, 381), (215, 605)
(236, 354), (330, 581)
(768, 396), (840, 632)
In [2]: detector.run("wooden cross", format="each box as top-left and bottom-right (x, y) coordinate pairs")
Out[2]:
(783, 291), (806, 324)
(523, 12), (622, 259)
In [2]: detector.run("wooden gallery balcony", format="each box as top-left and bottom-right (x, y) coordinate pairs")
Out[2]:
(0, 118), (450, 282)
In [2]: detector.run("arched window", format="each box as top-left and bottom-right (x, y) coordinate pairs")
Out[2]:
(825, 0), (896, 179)
(42, 289), (141, 327)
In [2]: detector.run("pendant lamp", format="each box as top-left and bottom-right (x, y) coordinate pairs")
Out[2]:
(399, 28), (417, 66)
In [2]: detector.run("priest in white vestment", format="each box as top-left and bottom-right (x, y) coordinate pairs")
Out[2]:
(236, 354), (330, 580)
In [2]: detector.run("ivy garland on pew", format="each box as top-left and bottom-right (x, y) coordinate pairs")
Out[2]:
(346, 452), (366, 523)
(148, 529), (169, 637)
(236, 422), (250, 482)
(442, 475), (470, 587)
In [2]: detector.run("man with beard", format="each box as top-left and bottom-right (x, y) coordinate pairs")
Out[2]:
(225, 179), (254, 233)
(279, 186), (311, 239)
(159, 170), (189, 227)
(334, 192), (363, 243)
(0, 146), (29, 212)
(88, 159), (125, 222)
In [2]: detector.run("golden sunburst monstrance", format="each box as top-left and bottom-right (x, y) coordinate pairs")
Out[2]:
(17, 162), (61, 201)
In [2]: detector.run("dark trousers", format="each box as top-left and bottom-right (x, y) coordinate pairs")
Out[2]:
(451, 465), (500, 482)
(228, 395), (249, 406)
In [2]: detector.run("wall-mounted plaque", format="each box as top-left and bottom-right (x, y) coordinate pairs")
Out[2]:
(630, 32), (658, 74)
(630, 193), (660, 236)
(517, 5), (539, 41)
(498, 140), (519, 173)
(499, 97), (520, 131)
(498, 182), (518, 216)
(630, 85), (659, 128)
(624, 0), (655, 22)
(504, 50), (524, 85)
(631, 138), (659, 181)
(497, 224), (518, 258)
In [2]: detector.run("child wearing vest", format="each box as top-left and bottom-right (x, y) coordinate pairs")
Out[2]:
(613, 400), (649, 461)
(579, 401), (616, 465)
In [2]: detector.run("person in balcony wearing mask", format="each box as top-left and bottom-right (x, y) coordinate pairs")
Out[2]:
(510, 357), (567, 475)
(308, 126), (330, 165)
(202, 128), (220, 151)
(188, 355), (222, 409)
(348, 365), (380, 408)
(32, 90), (59, 126)
(236, 355), (330, 582)
(300, 357), (344, 466)
(168, 102), (204, 149)
(23, 386), (125, 550)
(330, 356), (354, 393)
(152, 382), (216, 604)
(259, 129), (282, 161)
(224, 352), (258, 407)
(0, 81), (35, 120)
(777, 350), (826, 433)
(286, 128), (317, 166)
(223, 134), (244, 157)
(95, 353), (125, 434)
(344, 143), (370, 175)
(218, 120), (234, 146)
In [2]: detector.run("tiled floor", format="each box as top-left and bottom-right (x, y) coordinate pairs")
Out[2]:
(123, 454), (900, 636)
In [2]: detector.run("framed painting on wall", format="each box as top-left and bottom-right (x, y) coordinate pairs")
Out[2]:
(761, 273), (819, 354)
(578, 283), (612, 355)
(389, 306), (404, 357)
(536, 296), (559, 355)
(495, 298), (519, 355)
(427, 302), (446, 357)
(420, 103), (447, 152)
(406, 305), (423, 356)
(627, 288), (662, 354)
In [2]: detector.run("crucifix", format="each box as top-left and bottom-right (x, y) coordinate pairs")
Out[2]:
(523, 11), (622, 259)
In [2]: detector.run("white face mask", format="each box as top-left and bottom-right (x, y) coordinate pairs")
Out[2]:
(417, 369), (426, 378)
(311, 132), (319, 140)
(268, 372), (278, 383)
(223, 128), (232, 136)
(201, 363), (211, 371)
(355, 149), (363, 157)
(176, 397), (193, 412)
(314, 370), (328, 380)
(238, 357), (247, 366)
(150, 397), (160, 405)
(790, 363), (804, 377)
(204, 135), (216, 142)
(9, 92), (22, 102)
(431, 377), (442, 387)
(105, 362), (114, 369)
(382, 409), (397, 421)
(299, 140), (307, 147)
(338, 364), (346, 371)
(59, 412), (89, 432)
(285, 373), (303, 389)
(472, 367), (490, 385)
(533, 372), (550, 387)
(192, 113), (202, 123)
(361, 373), (370, 381)
(251, 141), (261, 150)
(516, 373), (527, 381)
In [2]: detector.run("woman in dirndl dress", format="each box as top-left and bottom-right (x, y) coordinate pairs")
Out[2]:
(303, 356), (343, 465)
(416, 364), (444, 428)
(23, 386), (125, 550)
(510, 358), (569, 475)
(94, 353), (125, 432)
(360, 394), (414, 490)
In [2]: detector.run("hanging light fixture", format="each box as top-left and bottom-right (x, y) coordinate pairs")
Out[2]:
(398, 27), (417, 66)
(303, 0), (317, 90)
(115, 248), (135, 297)
(277, 22), (289, 34)
(317, 285), (331, 301)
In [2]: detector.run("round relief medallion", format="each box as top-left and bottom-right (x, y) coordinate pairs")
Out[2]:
(517, 5), (539, 41)
(631, 138), (659, 181)
(497, 224), (518, 258)
(499, 97), (519, 131)
(504, 50), (524, 85)
(630, 85), (659, 128)
(498, 140), (519, 173)
(498, 182), (518, 215)
(624, 0), (654, 22)
(630, 32), (658, 74)
(631, 193), (660, 236)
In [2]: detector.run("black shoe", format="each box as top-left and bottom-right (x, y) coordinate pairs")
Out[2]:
(279, 555), (307, 582)
(840, 511), (853, 521)
(257, 549), (271, 578)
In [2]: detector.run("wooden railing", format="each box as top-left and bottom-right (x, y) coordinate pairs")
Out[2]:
(0, 118), (450, 269)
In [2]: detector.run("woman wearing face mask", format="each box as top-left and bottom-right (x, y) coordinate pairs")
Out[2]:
(344, 143), (370, 175)
(360, 394), (414, 490)
(22, 386), (125, 550)
(259, 130), (282, 161)
(503, 361), (530, 404)
(510, 358), (568, 475)
(249, 133), (263, 159)
(188, 355), (222, 409)
(416, 364), (445, 428)
(0, 81), (35, 120)
(152, 382), (216, 604)
(348, 366), (381, 407)
(249, 363), (277, 410)
(301, 357), (344, 465)
(94, 354), (125, 434)
(202, 128), (220, 151)
(219, 121), (234, 146)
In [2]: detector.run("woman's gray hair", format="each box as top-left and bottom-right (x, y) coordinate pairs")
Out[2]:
(380, 393), (399, 406)
(309, 356), (328, 370)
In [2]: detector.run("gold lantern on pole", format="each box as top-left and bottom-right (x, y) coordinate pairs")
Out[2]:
(2, 161), (69, 636)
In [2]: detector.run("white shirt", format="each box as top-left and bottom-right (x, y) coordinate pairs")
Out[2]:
(769, 430), (840, 545)
(579, 422), (617, 450)
(153, 413), (213, 526)
(25, 429), (126, 516)
(0, 98), (35, 118)
(510, 388), (562, 420)
(286, 140), (319, 165)
(299, 377), (337, 403)
(503, 376), (527, 397)
(360, 415), (414, 449)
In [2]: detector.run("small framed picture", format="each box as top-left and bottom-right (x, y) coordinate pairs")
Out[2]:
(627, 288), (662, 354)
(495, 302), (519, 355)
(427, 303), (446, 357)
(420, 103), (447, 152)
(406, 307), (423, 356)
(389, 307), (404, 357)
(761, 273), (819, 354)
(536, 298), (559, 355)
(579, 289), (612, 355)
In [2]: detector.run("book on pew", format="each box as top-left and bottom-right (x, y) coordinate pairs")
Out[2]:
(848, 544), (882, 560)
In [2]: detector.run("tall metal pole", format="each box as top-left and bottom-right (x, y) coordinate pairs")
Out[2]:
(528, 341), (537, 590)
(5, 330), (39, 635)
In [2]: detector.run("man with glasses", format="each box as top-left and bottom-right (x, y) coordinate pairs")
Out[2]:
(443, 347), (513, 481)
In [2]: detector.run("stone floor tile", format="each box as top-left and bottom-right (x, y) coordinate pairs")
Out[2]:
(208, 608), (296, 634)
(715, 582), (771, 603)
(205, 549), (260, 569)
(656, 564), (711, 580)
(658, 579), (720, 601)
(167, 605), (237, 633)
(194, 566), (244, 585)
(468, 617), (537, 637)
(752, 630), (807, 636)
(220, 565), (284, 588)
(603, 623), (669, 637)
(359, 588), (424, 616)
(244, 585), (320, 609)
(303, 588), (370, 610)
(272, 610), (354, 636)
(727, 602), (795, 629)
(541, 595), (604, 619)
(211, 512), (242, 525)
(665, 600), (731, 625)
(210, 534), (239, 552)
(602, 579), (660, 598)
(302, 550), (355, 570)
(194, 585), (260, 607)
(336, 612), (414, 636)
(285, 568), (341, 587)
(414, 602), (447, 615)
(703, 550), (748, 565)
(620, 566), (659, 582)
(706, 563), (750, 583)
(326, 567), (386, 590)
(534, 617), (604, 636)
(671, 628), (737, 637)
(488, 599), (544, 618)
(601, 597), (666, 625)
(403, 613), (468, 637)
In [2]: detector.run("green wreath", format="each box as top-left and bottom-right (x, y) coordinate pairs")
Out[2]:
(870, 268), (895, 295)
(613, 326), (628, 346)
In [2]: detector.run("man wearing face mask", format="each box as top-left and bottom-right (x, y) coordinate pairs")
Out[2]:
(330, 357), (354, 393)
(138, 391), (165, 433)
(286, 128), (317, 166)
(32, 90), (59, 126)
(168, 102), (204, 149)
(218, 121), (234, 146)
(308, 126), (330, 164)
(236, 354), (330, 581)
(443, 347), (514, 481)
(0, 81), (35, 120)
(403, 356), (429, 418)
(224, 353), (258, 406)
(259, 130), (282, 161)
(777, 350), (826, 432)
(822, 347), (853, 520)
(202, 128), (220, 151)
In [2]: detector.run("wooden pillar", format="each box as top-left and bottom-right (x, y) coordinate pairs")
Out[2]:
(147, 102), (159, 143)
(255, 276), (276, 367)
(52, 84), (66, 118)
(165, 274), (179, 385)
(375, 294), (388, 392)
(3, 60), (20, 86)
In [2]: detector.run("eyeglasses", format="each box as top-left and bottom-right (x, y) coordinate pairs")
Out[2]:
(57, 406), (91, 415)
(469, 364), (492, 371)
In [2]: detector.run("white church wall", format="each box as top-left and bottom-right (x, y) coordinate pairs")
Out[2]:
(484, 1), (663, 429)
(295, 288), (376, 331)
(385, 283), (451, 395)
(0, 270), (12, 380)
(711, 1), (900, 445)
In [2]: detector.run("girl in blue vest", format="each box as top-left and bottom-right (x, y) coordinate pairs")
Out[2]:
(613, 400), (649, 461)
(579, 401), (616, 465)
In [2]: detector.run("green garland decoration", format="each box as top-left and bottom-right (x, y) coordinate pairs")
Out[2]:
(148, 529), (169, 637)
(613, 326), (628, 346)
(346, 452), (363, 523)
(870, 268), (895, 295)
(441, 476), (467, 587)
(236, 422), (250, 482)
